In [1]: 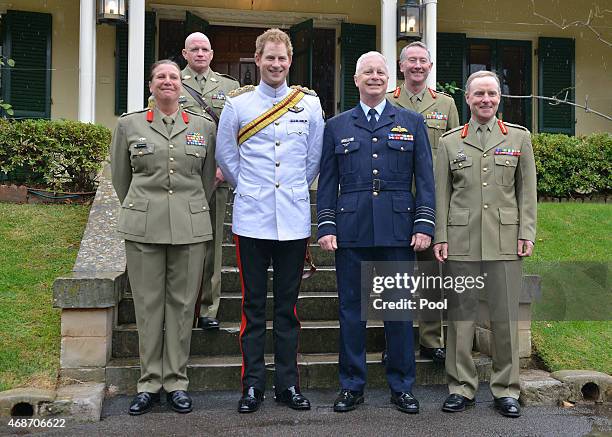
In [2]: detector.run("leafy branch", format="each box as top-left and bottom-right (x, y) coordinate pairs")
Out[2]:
(0, 55), (16, 116)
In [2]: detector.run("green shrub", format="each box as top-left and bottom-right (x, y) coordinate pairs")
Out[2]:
(532, 132), (611, 198)
(0, 119), (110, 192)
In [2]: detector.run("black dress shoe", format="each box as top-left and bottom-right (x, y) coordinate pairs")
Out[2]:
(494, 397), (521, 418)
(199, 317), (220, 330)
(420, 345), (446, 364)
(333, 389), (364, 412)
(166, 390), (193, 414)
(238, 387), (264, 413)
(442, 393), (475, 412)
(391, 391), (419, 414)
(275, 386), (311, 410)
(128, 392), (159, 416)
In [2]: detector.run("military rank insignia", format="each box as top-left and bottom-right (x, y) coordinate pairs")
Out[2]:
(388, 133), (414, 141)
(494, 148), (521, 156)
(185, 133), (207, 146)
(453, 148), (467, 163)
(340, 137), (355, 145)
(288, 106), (304, 113)
(391, 125), (408, 133)
(212, 91), (226, 101)
(426, 112), (448, 120)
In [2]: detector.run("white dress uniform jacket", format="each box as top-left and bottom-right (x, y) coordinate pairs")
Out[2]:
(216, 81), (324, 241)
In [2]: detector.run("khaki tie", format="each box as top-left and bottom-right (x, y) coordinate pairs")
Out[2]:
(163, 116), (174, 136)
(197, 75), (206, 93)
(478, 125), (489, 148)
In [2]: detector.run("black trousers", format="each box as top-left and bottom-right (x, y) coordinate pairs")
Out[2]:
(234, 235), (308, 393)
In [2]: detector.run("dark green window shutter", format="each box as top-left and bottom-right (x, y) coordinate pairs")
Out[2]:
(436, 32), (466, 123)
(115, 11), (156, 115)
(538, 37), (575, 135)
(1, 10), (52, 118)
(340, 23), (376, 111)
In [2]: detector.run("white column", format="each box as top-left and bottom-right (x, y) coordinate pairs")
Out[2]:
(127, 0), (145, 112)
(78, 0), (96, 123)
(381, 0), (398, 91)
(423, 0), (437, 89)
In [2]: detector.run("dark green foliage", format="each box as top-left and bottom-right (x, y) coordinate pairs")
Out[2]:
(532, 132), (611, 198)
(0, 119), (110, 192)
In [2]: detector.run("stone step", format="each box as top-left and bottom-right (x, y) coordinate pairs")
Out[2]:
(112, 320), (437, 359)
(106, 352), (492, 394)
(222, 223), (319, 243)
(118, 292), (341, 325)
(219, 266), (336, 293)
(221, 243), (335, 267)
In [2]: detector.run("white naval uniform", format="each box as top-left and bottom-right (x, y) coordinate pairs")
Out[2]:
(216, 81), (324, 241)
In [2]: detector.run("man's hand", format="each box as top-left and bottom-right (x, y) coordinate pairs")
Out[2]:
(433, 243), (448, 263)
(318, 235), (337, 252)
(214, 167), (225, 188)
(518, 239), (534, 257)
(411, 233), (431, 252)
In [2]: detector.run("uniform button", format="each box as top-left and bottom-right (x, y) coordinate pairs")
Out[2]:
(128, 203), (134, 208)
(373, 191), (379, 196)
(168, 190), (173, 195)
(458, 163), (463, 168)
(195, 152), (200, 157)
(505, 160), (510, 166)
(372, 153), (378, 159)
(483, 167), (488, 172)
(344, 149), (349, 154)
(275, 161), (280, 167)
(340, 208), (344, 212)
(483, 204), (488, 209)
(275, 182), (280, 188)
(138, 151), (143, 156)
(407, 207), (411, 211)
(372, 137), (378, 142)
(275, 121), (280, 126)
(131, 167), (135, 172)
(202, 206), (207, 210)
(483, 153), (487, 157)
(169, 157), (175, 162)
(400, 146), (405, 151)
(170, 169), (174, 174)
(275, 140), (280, 146)
(483, 182), (488, 187)
(169, 144), (174, 149)
(373, 169), (379, 175)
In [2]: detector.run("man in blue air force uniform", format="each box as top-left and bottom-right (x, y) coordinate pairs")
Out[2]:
(216, 28), (324, 414)
(317, 51), (435, 414)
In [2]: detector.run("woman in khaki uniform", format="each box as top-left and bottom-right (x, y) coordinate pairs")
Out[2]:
(111, 60), (216, 416)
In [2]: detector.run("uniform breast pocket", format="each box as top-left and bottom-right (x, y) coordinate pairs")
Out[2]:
(287, 120), (309, 136)
(129, 143), (155, 174)
(426, 119), (447, 149)
(336, 193), (358, 242)
(118, 198), (149, 237)
(334, 141), (361, 174)
(387, 140), (413, 174)
(498, 207), (519, 255)
(392, 194), (414, 241)
(189, 199), (212, 237)
(447, 207), (470, 255)
(450, 156), (473, 188)
(185, 145), (207, 174)
(494, 155), (518, 186)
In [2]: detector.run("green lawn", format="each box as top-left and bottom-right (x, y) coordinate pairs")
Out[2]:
(526, 203), (611, 374)
(0, 203), (90, 392)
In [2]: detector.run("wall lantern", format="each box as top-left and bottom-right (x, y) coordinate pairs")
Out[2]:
(98, 0), (127, 24)
(398, 0), (422, 39)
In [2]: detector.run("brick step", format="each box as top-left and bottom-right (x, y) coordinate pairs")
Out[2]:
(106, 352), (492, 394)
(221, 243), (335, 267)
(219, 266), (337, 293)
(112, 321), (445, 359)
(118, 292), (341, 325)
(222, 223), (318, 243)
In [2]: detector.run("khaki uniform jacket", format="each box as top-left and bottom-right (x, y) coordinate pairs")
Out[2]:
(180, 66), (240, 119)
(433, 118), (537, 261)
(111, 107), (217, 245)
(387, 86), (459, 169)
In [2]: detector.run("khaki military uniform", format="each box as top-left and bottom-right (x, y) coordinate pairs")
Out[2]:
(387, 86), (460, 350)
(434, 117), (537, 399)
(111, 106), (216, 393)
(180, 66), (240, 321)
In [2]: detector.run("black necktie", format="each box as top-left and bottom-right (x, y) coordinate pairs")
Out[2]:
(368, 108), (378, 130)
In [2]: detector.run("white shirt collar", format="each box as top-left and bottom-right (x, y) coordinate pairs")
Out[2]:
(258, 80), (289, 98)
(360, 99), (387, 120)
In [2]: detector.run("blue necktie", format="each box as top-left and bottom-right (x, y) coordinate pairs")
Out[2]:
(368, 108), (378, 130)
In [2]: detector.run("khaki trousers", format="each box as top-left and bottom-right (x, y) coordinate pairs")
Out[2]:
(125, 240), (206, 393)
(200, 185), (229, 318)
(445, 260), (522, 399)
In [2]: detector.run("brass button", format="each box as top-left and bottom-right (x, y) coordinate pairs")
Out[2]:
(483, 153), (487, 158)
(275, 161), (280, 167)
(483, 182), (488, 187)
(168, 190), (174, 195)
(195, 152), (200, 157)
(483, 167), (488, 172)
(373, 169), (379, 175)
(275, 140), (280, 146)
(483, 204), (488, 209)
(131, 167), (135, 172)
(138, 151), (143, 156)
(373, 153), (378, 159)
(169, 157), (175, 162)
(372, 137), (378, 142)
(505, 160), (510, 166)
(458, 163), (463, 168)
(373, 191), (379, 196)
(275, 182), (280, 188)
(170, 169), (174, 174)
(202, 206), (207, 210)
(128, 203), (134, 208)
(169, 144), (174, 149)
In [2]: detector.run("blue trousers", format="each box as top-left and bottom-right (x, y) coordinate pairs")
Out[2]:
(335, 246), (416, 393)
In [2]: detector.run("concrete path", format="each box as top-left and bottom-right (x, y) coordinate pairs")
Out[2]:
(1, 385), (610, 437)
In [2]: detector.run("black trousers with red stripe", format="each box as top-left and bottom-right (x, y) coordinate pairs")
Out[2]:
(234, 235), (308, 393)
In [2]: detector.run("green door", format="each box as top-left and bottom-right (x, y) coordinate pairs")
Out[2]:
(289, 19), (313, 88)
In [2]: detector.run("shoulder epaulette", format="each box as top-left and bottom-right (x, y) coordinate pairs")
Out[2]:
(435, 89), (454, 99)
(217, 72), (239, 83)
(228, 85), (256, 98)
(503, 121), (529, 132)
(441, 125), (464, 138)
(119, 108), (149, 118)
(290, 85), (317, 96)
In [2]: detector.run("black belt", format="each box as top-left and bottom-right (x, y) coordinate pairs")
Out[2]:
(341, 179), (411, 193)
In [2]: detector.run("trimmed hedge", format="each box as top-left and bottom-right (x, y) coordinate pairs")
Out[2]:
(532, 133), (611, 198)
(0, 119), (110, 192)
